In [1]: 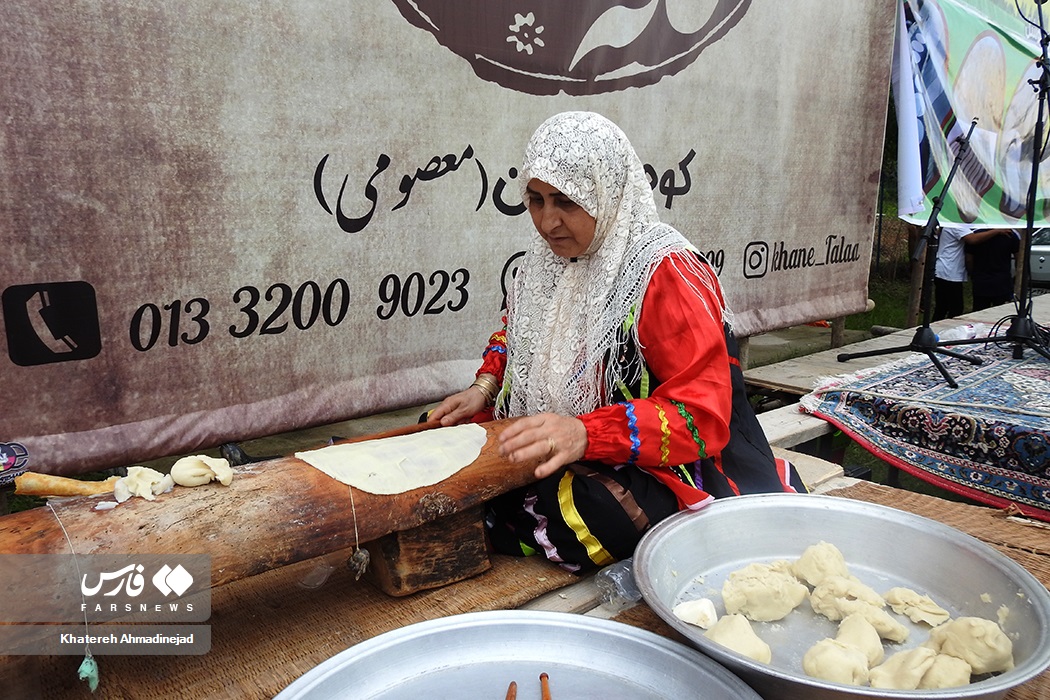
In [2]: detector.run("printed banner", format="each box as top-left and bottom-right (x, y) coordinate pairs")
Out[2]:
(0, 1), (895, 474)
(897, 0), (1050, 225)
(0, 553), (211, 655)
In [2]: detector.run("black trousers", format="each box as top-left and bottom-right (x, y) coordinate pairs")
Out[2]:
(933, 278), (965, 321)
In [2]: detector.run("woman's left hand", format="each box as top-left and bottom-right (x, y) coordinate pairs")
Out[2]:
(497, 413), (588, 479)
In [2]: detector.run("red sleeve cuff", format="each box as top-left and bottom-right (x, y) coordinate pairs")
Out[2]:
(579, 405), (632, 463)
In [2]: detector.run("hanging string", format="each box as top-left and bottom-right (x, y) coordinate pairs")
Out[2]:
(345, 484), (370, 580)
(349, 485), (360, 549)
(46, 501), (99, 692)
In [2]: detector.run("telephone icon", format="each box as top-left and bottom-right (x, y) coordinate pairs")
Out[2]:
(2, 281), (102, 366)
(28, 289), (78, 354)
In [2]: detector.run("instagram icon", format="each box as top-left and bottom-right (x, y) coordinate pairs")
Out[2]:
(742, 242), (768, 279)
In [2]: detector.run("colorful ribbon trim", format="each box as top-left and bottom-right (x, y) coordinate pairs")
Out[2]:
(557, 471), (614, 567)
(670, 399), (706, 459)
(656, 402), (670, 467)
(619, 401), (641, 466)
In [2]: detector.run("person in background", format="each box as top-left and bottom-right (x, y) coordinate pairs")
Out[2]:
(933, 225), (1010, 320)
(429, 111), (805, 572)
(966, 228), (1019, 312)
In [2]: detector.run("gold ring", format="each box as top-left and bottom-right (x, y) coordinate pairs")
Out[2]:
(547, 437), (557, 455)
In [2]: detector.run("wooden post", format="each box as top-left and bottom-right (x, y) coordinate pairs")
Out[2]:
(907, 224), (924, 327)
(830, 317), (846, 348)
(738, 336), (750, 370)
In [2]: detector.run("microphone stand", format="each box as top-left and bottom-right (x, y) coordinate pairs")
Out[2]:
(1001, 0), (1050, 361)
(837, 120), (985, 388)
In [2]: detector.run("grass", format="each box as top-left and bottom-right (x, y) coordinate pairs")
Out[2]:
(843, 274), (915, 332)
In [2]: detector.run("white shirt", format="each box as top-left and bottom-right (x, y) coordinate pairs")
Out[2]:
(934, 226), (974, 282)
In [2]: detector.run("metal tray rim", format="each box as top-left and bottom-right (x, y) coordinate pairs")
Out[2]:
(275, 609), (763, 699)
(634, 492), (1050, 699)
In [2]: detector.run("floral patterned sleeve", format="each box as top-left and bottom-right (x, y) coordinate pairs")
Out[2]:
(579, 255), (733, 468)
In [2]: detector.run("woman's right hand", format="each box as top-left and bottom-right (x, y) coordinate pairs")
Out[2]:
(428, 386), (489, 426)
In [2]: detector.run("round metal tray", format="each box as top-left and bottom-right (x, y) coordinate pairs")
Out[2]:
(634, 493), (1050, 700)
(274, 609), (763, 699)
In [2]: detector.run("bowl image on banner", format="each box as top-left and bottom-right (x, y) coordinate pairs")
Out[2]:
(390, 0), (750, 95)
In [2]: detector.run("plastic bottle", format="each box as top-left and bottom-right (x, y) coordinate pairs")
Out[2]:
(594, 557), (643, 611)
(937, 323), (977, 342)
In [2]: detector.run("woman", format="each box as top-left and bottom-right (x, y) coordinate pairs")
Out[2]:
(431, 111), (805, 572)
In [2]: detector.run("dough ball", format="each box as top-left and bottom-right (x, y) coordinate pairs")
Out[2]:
(113, 479), (132, 504)
(765, 558), (796, 576)
(918, 654), (972, 689)
(802, 638), (869, 686)
(151, 473), (175, 496)
(809, 576), (907, 641)
(118, 466), (167, 501)
(673, 597), (717, 629)
(170, 455), (234, 487)
(721, 562), (808, 622)
(870, 647), (938, 690)
(792, 541), (850, 587)
(835, 613), (885, 667)
(841, 601), (910, 643)
(926, 617), (1014, 675)
(810, 575), (885, 617)
(885, 586), (951, 626)
(703, 614), (771, 664)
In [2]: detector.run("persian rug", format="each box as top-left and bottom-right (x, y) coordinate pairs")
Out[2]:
(800, 341), (1050, 521)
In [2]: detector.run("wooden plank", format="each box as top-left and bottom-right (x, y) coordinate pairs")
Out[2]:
(757, 403), (834, 448)
(0, 420), (542, 589)
(520, 576), (604, 614)
(744, 327), (940, 395)
(773, 447), (844, 490)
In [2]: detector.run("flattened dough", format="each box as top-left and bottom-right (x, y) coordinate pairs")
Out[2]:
(295, 424), (488, 495)
(884, 586), (951, 626)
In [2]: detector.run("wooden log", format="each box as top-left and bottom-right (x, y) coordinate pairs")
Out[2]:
(0, 420), (540, 589)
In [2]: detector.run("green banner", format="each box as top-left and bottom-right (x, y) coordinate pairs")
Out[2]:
(900, 0), (1050, 226)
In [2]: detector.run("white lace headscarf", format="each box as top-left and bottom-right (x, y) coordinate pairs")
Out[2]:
(496, 111), (731, 419)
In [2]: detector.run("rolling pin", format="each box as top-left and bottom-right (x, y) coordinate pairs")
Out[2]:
(14, 472), (119, 498)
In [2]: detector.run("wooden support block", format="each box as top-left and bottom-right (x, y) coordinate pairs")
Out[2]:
(363, 505), (491, 596)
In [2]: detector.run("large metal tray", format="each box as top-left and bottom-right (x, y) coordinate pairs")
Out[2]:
(274, 609), (763, 699)
(634, 493), (1050, 700)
